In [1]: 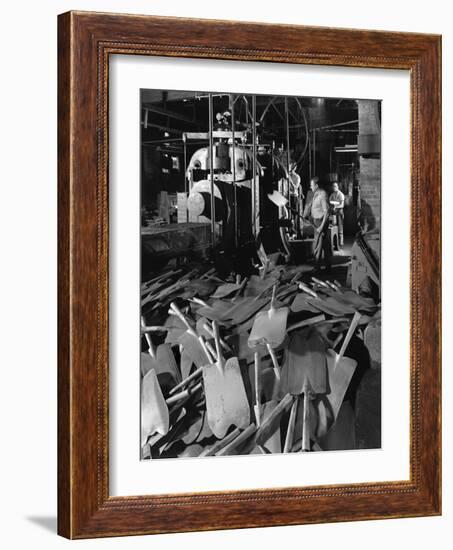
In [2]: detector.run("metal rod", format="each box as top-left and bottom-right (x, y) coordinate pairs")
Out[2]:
(183, 133), (187, 195)
(313, 129), (316, 176)
(208, 93), (216, 248)
(183, 132), (188, 223)
(259, 97), (276, 123)
(142, 137), (184, 145)
(140, 121), (182, 134)
(313, 119), (359, 131)
(230, 94), (238, 249)
(284, 96), (291, 205)
(251, 95), (258, 239)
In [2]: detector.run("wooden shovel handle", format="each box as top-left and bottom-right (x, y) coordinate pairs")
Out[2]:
(267, 344), (281, 381)
(141, 325), (169, 333)
(165, 381), (203, 405)
(141, 316), (155, 358)
(254, 351), (261, 427)
(233, 276), (248, 300)
(328, 280), (343, 292)
(298, 282), (318, 299)
(200, 267), (216, 280)
(204, 340), (217, 363)
(202, 322), (233, 354)
(338, 310), (362, 360)
(287, 314), (325, 333)
(255, 393), (293, 445)
(198, 335), (215, 364)
(270, 282), (278, 310)
(189, 297), (210, 308)
(311, 276), (330, 289)
(284, 397), (298, 453)
(216, 424), (257, 456)
(199, 427), (241, 457)
(211, 320), (224, 368)
(169, 302), (194, 334)
(301, 390), (311, 452)
(168, 366), (205, 395)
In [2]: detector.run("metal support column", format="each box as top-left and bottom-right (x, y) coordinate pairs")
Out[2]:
(251, 95), (258, 239)
(284, 96), (291, 204)
(208, 93), (216, 248)
(230, 94), (238, 248)
(312, 129), (316, 177)
(182, 133), (188, 223)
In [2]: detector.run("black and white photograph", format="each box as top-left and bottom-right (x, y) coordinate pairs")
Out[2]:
(140, 89), (381, 460)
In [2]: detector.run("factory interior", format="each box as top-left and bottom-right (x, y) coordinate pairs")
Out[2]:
(140, 90), (381, 460)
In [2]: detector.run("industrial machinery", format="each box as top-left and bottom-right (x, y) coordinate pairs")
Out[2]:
(141, 92), (316, 275)
(180, 95), (308, 268)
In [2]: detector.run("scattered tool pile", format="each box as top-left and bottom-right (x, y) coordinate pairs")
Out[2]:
(140, 262), (380, 459)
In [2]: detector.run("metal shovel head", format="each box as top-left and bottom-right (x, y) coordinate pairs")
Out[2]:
(178, 331), (209, 368)
(202, 357), (250, 439)
(291, 293), (321, 314)
(248, 306), (289, 348)
(156, 344), (181, 383)
(244, 275), (278, 297)
(180, 349), (194, 379)
(141, 369), (170, 446)
(227, 297), (271, 325)
(186, 279), (217, 297)
(305, 296), (353, 317)
(281, 328), (327, 396)
(140, 352), (158, 378)
(197, 299), (235, 323)
(325, 348), (357, 421)
(211, 283), (242, 299)
(333, 290), (377, 313)
(163, 315), (186, 345)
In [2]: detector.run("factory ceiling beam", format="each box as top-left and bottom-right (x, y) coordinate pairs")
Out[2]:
(140, 120), (182, 134)
(142, 104), (198, 125)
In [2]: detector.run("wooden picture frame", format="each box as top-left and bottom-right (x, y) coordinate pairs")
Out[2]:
(58, 11), (441, 539)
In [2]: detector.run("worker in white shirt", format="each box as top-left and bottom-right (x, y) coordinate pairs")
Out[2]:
(305, 177), (331, 271)
(329, 181), (345, 248)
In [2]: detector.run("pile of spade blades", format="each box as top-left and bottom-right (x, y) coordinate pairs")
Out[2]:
(140, 263), (381, 459)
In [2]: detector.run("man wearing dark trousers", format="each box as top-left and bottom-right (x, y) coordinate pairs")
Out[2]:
(329, 181), (345, 248)
(307, 178), (331, 271)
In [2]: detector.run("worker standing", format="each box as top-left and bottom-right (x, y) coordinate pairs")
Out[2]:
(329, 181), (345, 248)
(306, 177), (332, 271)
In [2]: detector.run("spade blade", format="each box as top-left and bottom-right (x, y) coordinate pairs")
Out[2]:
(178, 332), (210, 368)
(325, 348), (357, 421)
(281, 329), (327, 396)
(202, 357), (250, 439)
(248, 306), (289, 348)
(141, 369), (170, 446)
(155, 344), (181, 383)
